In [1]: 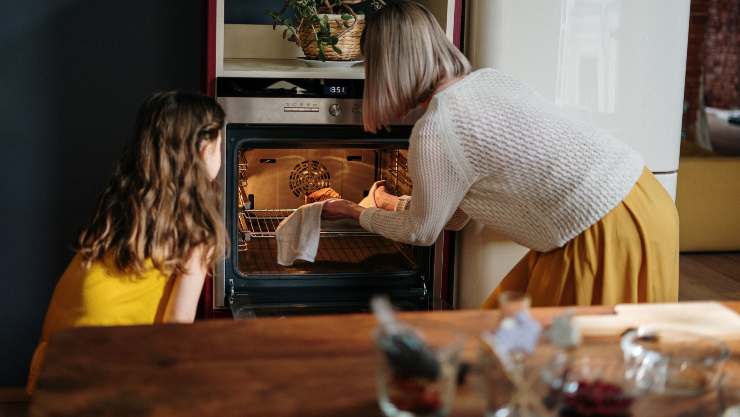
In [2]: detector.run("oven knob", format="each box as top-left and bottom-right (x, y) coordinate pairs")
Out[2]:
(328, 103), (342, 117)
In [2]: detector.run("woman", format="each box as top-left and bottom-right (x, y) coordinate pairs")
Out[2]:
(322, 1), (679, 307)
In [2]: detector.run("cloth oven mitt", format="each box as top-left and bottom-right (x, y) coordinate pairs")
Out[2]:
(275, 201), (326, 266)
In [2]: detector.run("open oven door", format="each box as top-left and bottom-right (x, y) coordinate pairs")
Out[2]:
(220, 124), (435, 317)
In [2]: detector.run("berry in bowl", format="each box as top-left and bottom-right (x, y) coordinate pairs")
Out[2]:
(542, 345), (639, 417)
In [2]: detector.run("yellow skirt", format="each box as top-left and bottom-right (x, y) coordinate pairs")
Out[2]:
(482, 168), (679, 308)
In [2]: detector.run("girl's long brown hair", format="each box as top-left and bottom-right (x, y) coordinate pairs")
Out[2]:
(78, 91), (227, 276)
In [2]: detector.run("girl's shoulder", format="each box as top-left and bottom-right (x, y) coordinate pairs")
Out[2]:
(81, 253), (169, 283)
(42, 252), (174, 333)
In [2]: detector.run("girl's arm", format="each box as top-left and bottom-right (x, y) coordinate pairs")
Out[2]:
(162, 246), (208, 323)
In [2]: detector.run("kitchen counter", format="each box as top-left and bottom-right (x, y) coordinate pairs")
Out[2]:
(30, 302), (740, 417)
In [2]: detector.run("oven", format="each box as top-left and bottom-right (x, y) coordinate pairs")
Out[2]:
(214, 76), (452, 317)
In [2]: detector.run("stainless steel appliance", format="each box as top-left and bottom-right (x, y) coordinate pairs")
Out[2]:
(213, 76), (449, 316)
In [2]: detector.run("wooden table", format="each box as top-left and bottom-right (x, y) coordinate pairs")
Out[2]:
(31, 303), (740, 417)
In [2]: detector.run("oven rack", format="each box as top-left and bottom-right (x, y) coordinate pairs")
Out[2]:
(237, 235), (417, 275)
(238, 209), (375, 239)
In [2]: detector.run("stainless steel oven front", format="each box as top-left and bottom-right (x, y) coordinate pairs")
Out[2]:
(214, 77), (449, 316)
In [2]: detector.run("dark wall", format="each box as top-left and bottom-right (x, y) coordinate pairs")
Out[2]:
(226, 0), (285, 24)
(224, 0), (381, 24)
(0, 0), (204, 387)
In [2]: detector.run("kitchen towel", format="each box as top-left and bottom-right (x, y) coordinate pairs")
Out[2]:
(276, 180), (386, 266)
(275, 201), (325, 266)
(359, 180), (384, 208)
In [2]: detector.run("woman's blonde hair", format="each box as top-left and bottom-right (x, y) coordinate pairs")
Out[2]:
(78, 91), (227, 276)
(362, 1), (471, 133)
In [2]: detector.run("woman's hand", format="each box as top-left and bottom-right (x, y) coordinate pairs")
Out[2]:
(373, 184), (400, 211)
(322, 199), (364, 221)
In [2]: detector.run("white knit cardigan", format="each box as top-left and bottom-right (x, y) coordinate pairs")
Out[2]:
(359, 69), (644, 251)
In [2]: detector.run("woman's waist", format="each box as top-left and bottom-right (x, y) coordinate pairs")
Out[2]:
(461, 161), (645, 249)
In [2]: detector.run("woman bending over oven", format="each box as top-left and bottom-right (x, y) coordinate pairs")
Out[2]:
(321, 0), (679, 307)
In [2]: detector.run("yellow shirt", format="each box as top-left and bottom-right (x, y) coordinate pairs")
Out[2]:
(26, 253), (174, 394)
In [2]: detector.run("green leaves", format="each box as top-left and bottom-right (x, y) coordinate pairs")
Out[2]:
(319, 14), (330, 35)
(341, 13), (354, 28)
(317, 37), (327, 60)
(267, 0), (377, 61)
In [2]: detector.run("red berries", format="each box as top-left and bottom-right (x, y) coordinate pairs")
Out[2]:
(388, 377), (444, 415)
(559, 380), (634, 417)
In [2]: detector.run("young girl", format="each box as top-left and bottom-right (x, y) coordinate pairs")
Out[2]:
(322, 1), (679, 307)
(26, 91), (226, 394)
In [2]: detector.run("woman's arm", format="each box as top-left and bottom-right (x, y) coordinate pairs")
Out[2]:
(357, 114), (474, 245)
(324, 106), (474, 244)
(162, 246), (208, 323)
(382, 193), (470, 232)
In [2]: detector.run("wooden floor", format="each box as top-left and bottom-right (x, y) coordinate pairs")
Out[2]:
(1, 253), (738, 417)
(679, 252), (740, 301)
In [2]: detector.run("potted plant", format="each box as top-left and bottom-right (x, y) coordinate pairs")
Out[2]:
(268, 0), (386, 61)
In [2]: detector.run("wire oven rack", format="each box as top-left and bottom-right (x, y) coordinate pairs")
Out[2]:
(236, 208), (416, 275)
(379, 149), (412, 197)
(238, 234), (416, 275)
(234, 148), (416, 272)
(238, 209), (375, 239)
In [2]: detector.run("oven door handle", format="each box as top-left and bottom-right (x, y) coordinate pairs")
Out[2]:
(229, 289), (428, 318)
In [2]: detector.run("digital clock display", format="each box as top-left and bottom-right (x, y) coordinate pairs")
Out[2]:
(324, 84), (349, 96)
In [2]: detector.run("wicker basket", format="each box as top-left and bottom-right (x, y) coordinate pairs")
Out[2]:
(299, 14), (364, 61)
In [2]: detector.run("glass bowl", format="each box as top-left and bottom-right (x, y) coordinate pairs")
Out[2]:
(719, 370), (740, 417)
(542, 345), (638, 417)
(620, 327), (730, 396)
(375, 325), (466, 417)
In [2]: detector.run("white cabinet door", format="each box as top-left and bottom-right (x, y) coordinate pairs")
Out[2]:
(458, 0), (689, 306)
(467, 0), (689, 174)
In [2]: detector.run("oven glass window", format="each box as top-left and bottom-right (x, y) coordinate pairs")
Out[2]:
(235, 146), (416, 277)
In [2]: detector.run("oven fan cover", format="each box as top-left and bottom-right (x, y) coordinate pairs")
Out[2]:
(288, 160), (332, 197)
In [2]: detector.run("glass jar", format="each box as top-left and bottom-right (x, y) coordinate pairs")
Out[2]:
(478, 292), (552, 417)
(620, 327), (730, 396)
(375, 325), (465, 417)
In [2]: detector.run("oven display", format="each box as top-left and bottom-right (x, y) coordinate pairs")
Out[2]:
(323, 84), (349, 97)
(218, 78), (364, 99)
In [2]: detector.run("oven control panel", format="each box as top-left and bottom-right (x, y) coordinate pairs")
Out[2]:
(217, 77), (363, 99)
(216, 77), (421, 126)
(328, 103), (341, 117)
(219, 97), (362, 125)
(217, 77), (369, 125)
(283, 102), (320, 113)
(281, 102), (349, 117)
